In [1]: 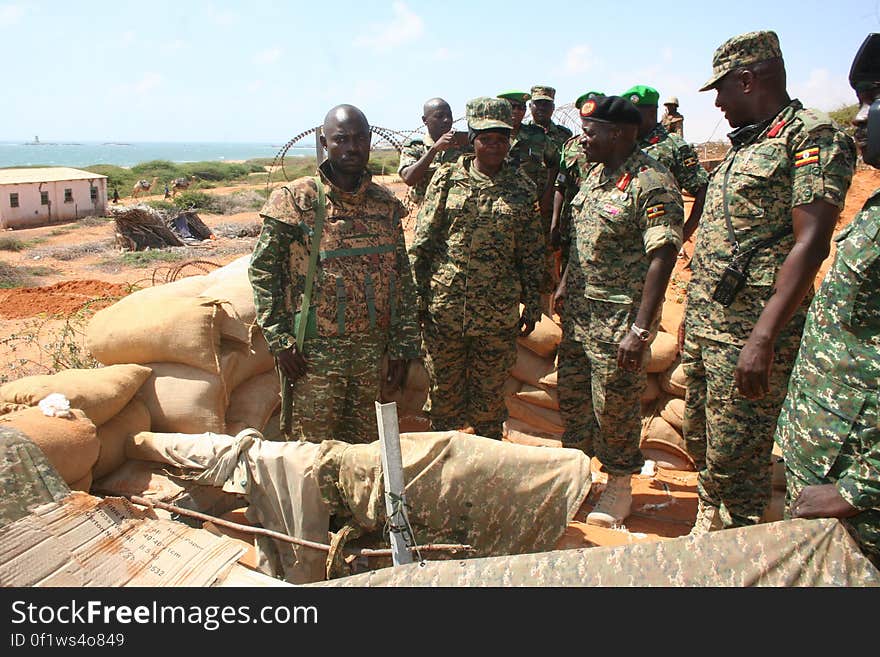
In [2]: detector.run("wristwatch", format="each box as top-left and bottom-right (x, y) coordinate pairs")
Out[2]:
(630, 323), (651, 342)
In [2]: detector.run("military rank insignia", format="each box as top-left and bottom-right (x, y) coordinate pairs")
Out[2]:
(683, 156), (698, 167)
(580, 100), (597, 117)
(616, 172), (632, 191)
(646, 203), (666, 219)
(649, 135), (661, 145)
(794, 147), (820, 167)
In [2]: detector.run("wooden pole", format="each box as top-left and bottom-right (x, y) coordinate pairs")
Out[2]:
(375, 401), (414, 565)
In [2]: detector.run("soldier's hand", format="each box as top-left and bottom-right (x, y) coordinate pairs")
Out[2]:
(518, 310), (536, 337)
(432, 130), (456, 153)
(617, 333), (646, 372)
(276, 345), (308, 383)
(386, 358), (408, 393)
(735, 338), (773, 400)
(792, 484), (859, 519)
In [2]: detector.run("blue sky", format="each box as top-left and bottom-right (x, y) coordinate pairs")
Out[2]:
(0, 0), (877, 144)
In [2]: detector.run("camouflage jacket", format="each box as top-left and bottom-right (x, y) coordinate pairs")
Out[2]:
(0, 426), (69, 527)
(507, 123), (559, 192)
(529, 120), (574, 156)
(249, 161), (421, 360)
(662, 111), (684, 138)
(776, 190), (880, 509)
(566, 146), (684, 342)
(409, 154), (546, 336)
(686, 99), (857, 345)
(397, 134), (471, 207)
(639, 123), (709, 197)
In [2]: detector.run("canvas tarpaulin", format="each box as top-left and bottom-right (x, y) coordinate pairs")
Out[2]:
(126, 430), (593, 584)
(313, 516), (880, 587)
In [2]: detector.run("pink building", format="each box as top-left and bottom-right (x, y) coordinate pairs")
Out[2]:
(0, 167), (108, 229)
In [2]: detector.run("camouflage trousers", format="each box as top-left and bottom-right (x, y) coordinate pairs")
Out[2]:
(556, 328), (646, 474)
(682, 332), (800, 528)
(284, 333), (386, 444)
(423, 325), (517, 440)
(776, 365), (880, 569)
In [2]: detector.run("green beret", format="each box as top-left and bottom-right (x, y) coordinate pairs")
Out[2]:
(621, 85), (660, 106)
(575, 91), (605, 110)
(497, 91), (531, 104)
(700, 30), (782, 91)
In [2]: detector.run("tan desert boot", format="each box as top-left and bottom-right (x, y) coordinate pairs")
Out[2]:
(688, 498), (722, 537)
(586, 474), (632, 527)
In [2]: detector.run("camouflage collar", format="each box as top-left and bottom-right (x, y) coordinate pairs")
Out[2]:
(317, 160), (372, 197)
(727, 99), (803, 148)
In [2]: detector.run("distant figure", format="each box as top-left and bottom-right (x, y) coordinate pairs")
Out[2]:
(661, 97), (685, 138)
(164, 183), (170, 199)
(171, 176), (197, 197)
(131, 177), (158, 199)
(112, 187), (120, 204)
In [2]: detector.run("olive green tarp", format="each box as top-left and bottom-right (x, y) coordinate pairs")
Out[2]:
(313, 516), (880, 587)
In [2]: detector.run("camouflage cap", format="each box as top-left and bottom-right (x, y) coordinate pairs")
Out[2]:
(530, 85), (556, 102)
(664, 96), (680, 106)
(622, 84), (660, 106)
(575, 90), (605, 110)
(467, 96), (514, 131)
(497, 90), (531, 104)
(699, 30), (782, 92)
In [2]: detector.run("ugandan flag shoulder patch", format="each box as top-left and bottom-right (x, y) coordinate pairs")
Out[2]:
(794, 146), (820, 168)
(646, 203), (666, 219)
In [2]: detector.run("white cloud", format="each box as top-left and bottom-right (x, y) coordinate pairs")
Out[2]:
(563, 45), (593, 75)
(0, 4), (24, 26)
(792, 67), (853, 112)
(432, 47), (452, 61)
(247, 80), (264, 93)
(161, 39), (185, 53)
(354, 2), (423, 52)
(253, 47), (282, 65)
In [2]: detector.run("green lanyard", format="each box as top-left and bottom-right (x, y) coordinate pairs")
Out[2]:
(295, 176), (326, 350)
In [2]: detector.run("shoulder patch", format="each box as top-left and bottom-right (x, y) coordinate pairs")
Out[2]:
(794, 146), (820, 167)
(795, 107), (833, 134)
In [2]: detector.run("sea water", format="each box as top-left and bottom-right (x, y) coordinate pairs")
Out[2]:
(0, 141), (317, 168)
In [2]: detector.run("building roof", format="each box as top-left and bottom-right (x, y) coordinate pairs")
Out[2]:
(0, 167), (107, 185)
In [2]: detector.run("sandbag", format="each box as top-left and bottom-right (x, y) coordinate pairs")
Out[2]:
(261, 410), (283, 442)
(399, 413), (431, 434)
(69, 471), (93, 493)
(201, 274), (257, 345)
(640, 413), (685, 451)
(139, 363), (227, 434)
(87, 295), (224, 374)
(538, 369), (557, 388)
(659, 299), (685, 336)
(660, 396), (685, 431)
(225, 371), (281, 435)
(504, 417), (564, 440)
(505, 396), (564, 434)
(641, 373), (661, 403)
(0, 407), (99, 485)
(403, 359), (429, 392)
(133, 275), (212, 300)
(660, 360), (687, 397)
(646, 331), (678, 373)
(0, 364), (152, 427)
(220, 332), (275, 393)
(516, 312), (562, 358)
(93, 397), (151, 479)
(502, 376), (522, 397)
(515, 384), (559, 411)
(510, 344), (556, 386)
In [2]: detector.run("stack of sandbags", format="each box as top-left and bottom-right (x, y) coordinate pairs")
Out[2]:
(503, 311), (563, 445)
(85, 255), (278, 437)
(0, 364), (153, 487)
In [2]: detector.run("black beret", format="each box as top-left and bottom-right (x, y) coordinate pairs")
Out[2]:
(579, 95), (642, 125)
(850, 33), (880, 90)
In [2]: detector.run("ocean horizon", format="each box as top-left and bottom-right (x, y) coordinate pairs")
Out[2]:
(0, 140), (317, 169)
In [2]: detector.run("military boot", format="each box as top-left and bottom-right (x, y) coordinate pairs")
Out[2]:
(586, 474), (632, 527)
(688, 498), (722, 537)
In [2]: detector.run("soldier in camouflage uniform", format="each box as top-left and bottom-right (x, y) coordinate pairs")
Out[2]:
(250, 104), (422, 444)
(409, 97), (546, 440)
(553, 96), (684, 527)
(550, 91), (605, 269)
(774, 33), (880, 568)
(661, 96), (685, 138)
(526, 85), (573, 156)
(623, 84), (709, 241)
(684, 31), (857, 535)
(398, 98), (471, 213)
